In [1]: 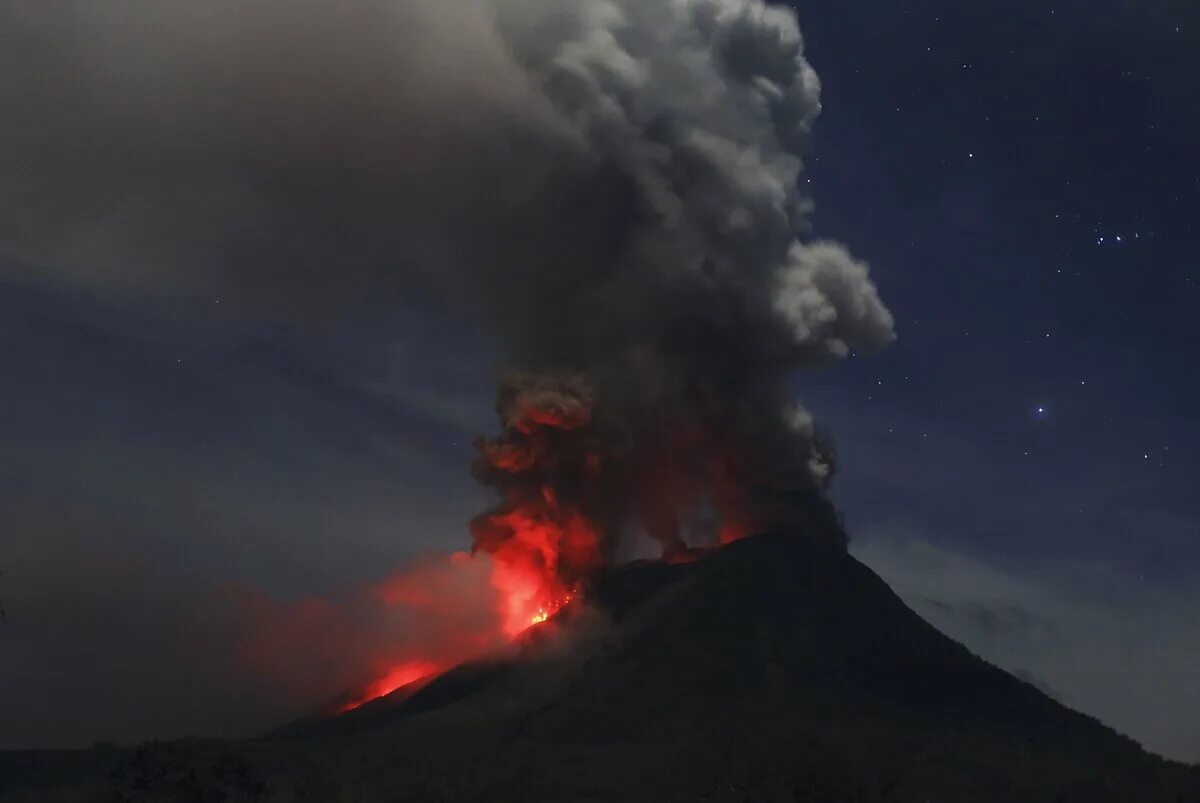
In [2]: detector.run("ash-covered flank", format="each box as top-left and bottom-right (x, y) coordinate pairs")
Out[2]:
(8, 530), (1197, 802)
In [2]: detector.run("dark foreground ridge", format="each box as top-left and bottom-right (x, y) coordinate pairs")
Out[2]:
(4, 530), (1198, 802)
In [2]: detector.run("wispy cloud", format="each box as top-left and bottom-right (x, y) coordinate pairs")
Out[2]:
(854, 528), (1200, 764)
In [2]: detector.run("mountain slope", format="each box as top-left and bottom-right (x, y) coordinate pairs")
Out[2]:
(263, 529), (1199, 801)
(4, 530), (1198, 802)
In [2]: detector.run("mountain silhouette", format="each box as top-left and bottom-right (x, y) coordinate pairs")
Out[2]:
(3, 529), (1198, 801)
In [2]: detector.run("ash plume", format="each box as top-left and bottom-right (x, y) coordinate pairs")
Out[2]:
(1, 1), (894, 562)
(465, 0), (895, 567)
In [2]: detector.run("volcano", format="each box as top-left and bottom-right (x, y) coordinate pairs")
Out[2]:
(4, 529), (1198, 802)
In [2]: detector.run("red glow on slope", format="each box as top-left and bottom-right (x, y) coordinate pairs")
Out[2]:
(486, 507), (593, 637)
(718, 519), (755, 545)
(337, 660), (440, 713)
(528, 591), (574, 626)
(336, 532), (586, 713)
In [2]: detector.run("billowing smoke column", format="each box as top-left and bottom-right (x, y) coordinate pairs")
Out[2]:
(470, 375), (611, 635)
(0, 0), (895, 704)
(466, 0), (895, 604)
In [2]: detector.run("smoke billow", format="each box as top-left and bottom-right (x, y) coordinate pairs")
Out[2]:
(463, 0), (895, 575)
(1, 1), (893, 576)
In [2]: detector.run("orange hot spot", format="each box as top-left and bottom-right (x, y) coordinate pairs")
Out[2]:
(489, 547), (572, 637)
(528, 591), (574, 627)
(338, 660), (440, 713)
(483, 505), (598, 637)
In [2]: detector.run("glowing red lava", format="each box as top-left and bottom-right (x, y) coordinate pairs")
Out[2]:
(338, 660), (440, 713)
(338, 548), (580, 713)
(485, 507), (593, 637)
(527, 591), (574, 627)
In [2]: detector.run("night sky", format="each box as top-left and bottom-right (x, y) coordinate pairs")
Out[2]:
(2, 0), (1197, 763)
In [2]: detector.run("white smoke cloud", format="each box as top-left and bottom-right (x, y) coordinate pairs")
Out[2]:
(775, 241), (896, 358)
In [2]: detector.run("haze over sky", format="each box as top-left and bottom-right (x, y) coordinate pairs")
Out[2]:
(1, 0), (1197, 763)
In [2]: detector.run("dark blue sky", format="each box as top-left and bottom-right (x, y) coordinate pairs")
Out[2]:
(796, 0), (1199, 574)
(1, 0), (1197, 761)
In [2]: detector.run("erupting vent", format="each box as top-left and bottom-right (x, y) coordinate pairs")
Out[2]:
(528, 591), (575, 627)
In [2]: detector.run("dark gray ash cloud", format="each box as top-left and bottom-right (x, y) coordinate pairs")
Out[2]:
(1, 0), (893, 549)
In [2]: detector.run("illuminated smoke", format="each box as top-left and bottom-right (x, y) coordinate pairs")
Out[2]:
(458, 0), (894, 580)
(337, 661), (439, 713)
(470, 376), (611, 633)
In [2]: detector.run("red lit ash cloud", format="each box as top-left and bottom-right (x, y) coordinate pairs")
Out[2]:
(466, 376), (776, 625)
(333, 369), (863, 712)
(331, 381), (610, 710)
(468, 375), (832, 580)
(227, 552), (501, 714)
(229, 538), (592, 714)
(293, 375), (802, 714)
(336, 661), (440, 713)
(470, 376), (608, 638)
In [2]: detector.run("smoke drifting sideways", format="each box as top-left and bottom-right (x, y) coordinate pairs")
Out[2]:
(0, 0), (894, 711)
(240, 552), (503, 715)
(1, 0), (893, 380)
